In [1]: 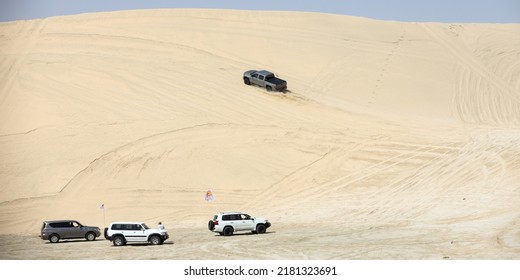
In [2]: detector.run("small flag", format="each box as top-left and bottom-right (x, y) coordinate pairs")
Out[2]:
(205, 190), (215, 202)
(100, 203), (104, 210)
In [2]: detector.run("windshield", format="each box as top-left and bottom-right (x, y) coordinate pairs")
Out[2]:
(141, 223), (150, 229)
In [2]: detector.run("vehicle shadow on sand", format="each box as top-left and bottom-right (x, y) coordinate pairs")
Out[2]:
(45, 239), (104, 245)
(211, 231), (275, 238)
(109, 241), (175, 247)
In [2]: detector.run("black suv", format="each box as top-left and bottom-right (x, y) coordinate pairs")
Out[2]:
(40, 220), (101, 243)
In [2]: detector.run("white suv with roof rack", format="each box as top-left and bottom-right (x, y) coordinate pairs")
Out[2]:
(104, 222), (169, 246)
(208, 212), (271, 236)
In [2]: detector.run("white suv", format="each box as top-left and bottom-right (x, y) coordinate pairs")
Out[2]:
(208, 212), (271, 236)
(105, 222), (169, 246)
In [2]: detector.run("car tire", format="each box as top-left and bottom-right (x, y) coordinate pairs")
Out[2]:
(85, 232), (96, 241)
(113, 236), (125, 246)
(150, 235), (162, 245)
(223, 226), (234, 236)
(244, 78), (251, 85)
(208, 220), (215, 231)
(256, 224), (266, 234)
(49, 234), (60, 243)
(266, 86), (272, 91)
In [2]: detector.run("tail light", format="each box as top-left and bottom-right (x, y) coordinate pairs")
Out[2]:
(214, 220), (219, 225)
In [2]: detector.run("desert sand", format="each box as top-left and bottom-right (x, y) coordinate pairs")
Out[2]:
(0, 9), (519, 259)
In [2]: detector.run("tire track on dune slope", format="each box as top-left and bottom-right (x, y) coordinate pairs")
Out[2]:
(266, 140), (464, 211)
(244, 135), (435, 209)
(41, 32), (314, 124)
(56, 122), (290, 196)
(421, 24), (520, 102)
(420, 24), (520, 125)
(57, 123), (230, 194)
(340, 130), (519, 225)
(43, 31), (249, 69)
(0, 19), (47, 106)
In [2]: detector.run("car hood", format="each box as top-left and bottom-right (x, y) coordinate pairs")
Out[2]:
(148, 229), (168, 234)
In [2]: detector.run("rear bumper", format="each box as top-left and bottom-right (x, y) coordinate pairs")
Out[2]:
(275, 85), (287, 92)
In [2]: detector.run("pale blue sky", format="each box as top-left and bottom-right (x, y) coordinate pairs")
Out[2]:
(0, 0), (519, 23)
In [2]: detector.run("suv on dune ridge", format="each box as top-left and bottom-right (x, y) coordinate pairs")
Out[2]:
(105, 222), (169, 246)
(40, 220), (101, 243)
(208, 212), (271, 236)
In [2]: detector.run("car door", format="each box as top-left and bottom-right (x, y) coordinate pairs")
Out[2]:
(256, 74), (266, 87)
(251, 73), (263, 87)
(60, 221), (76, 239)
(238, 214), (255, 231)
(132, 224), (148, 242)
(51, 222), (68, 238)
(69, 221), (84, 238)
(224, 214), (240, 231)
(231, 214), (249, 231)
(121, 224), (138, 242)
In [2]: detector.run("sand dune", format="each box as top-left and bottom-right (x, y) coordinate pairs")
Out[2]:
(1, 9), (519, 259)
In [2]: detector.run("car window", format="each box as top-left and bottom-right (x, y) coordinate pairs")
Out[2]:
(252, 73), (258, 78)
(240, 214), (251, 220)
(50, 222), (69, 228)
(133, 224), (142, 231)
(111, 224), (134, 230)
(259, 75), (265, 80)
(141, 224), (149, 230)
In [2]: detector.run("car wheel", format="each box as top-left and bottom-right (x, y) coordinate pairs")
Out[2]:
(223, 226), (234, 236)
(49, 234), (60, 243)
(208, 220), (215, 231)
(244, 78), (251, 85)
(113, 236), (125, 246)
(256, 224), (266, 234)
(150, 235), (162, 245)
(266, 86), (272, 91)
(85, 232), (96, 241)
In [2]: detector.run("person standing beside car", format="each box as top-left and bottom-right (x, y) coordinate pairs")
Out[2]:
(158, 222), (165, 230)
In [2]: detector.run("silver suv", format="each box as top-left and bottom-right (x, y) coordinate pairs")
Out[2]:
(40, 220), (101, 243)
(105, 222), (169, 246)
(208, 212), (271, 236)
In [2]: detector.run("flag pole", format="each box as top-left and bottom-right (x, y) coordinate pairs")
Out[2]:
(100, 203), (106, 228)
